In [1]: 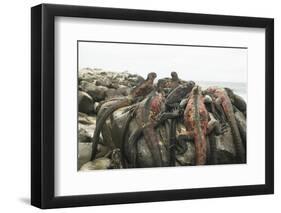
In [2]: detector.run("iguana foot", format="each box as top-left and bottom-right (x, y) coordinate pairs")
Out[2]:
(220, 123), (229, 134)
(155, 110), (180, 126)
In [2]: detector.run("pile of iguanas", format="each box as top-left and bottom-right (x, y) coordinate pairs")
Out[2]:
(88, 72), (247, 169)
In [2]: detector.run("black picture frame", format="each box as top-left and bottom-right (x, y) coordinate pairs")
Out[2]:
(31, 3), (274, 209)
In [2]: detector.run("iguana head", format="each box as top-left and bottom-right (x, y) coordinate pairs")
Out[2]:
(224, 87), (235, 103)
(192, 85), (201, 96)
(183, 81), (195, 91)
(171, 71), (179, 80)
(147, 72), (157, 81)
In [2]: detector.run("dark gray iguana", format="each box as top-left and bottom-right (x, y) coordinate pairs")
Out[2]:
(224, 87), (247, 117)
(157, 71), (182, 96)
(156, 81), (195, 165)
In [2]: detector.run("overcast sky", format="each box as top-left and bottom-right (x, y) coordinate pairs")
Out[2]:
(78, 41), (247, 83)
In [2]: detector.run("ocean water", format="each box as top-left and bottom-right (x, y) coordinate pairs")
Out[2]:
(196, 81), (247, 102)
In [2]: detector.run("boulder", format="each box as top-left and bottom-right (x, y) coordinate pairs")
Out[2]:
(214, 127), (237, 164)
(109, 83), (120, 89)
(80, 81), (108, 101)
(80, 158), (112, 171)
(175, 142), (195, 166)
(78, 123), (95, 142)
(234, 94), (247, 113)
(78, 143), (111, 170)
(95, 78), (112, 87)
(78, 112), (96, 125)
(117, 86), (130, 96)
(78, 68), (96, 83)
(78, 91), (94, 113)
(105, 88), (126, 99)
(78, 142), (92, 169)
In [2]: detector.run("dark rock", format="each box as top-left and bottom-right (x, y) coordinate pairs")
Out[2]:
(95, 78), (112, 87)
(105, 89), (118, 99)
(105, 88), (126, 99)
(235, 111), (247, 143)
(176, 142), (195, 166)
(80, 81), (108, 101)
(90, 85), (108, 101)
(215, 127), (237, 164)
(78, 91), (94, 113)
(78, 123), (95, 142)
(117, 86), (130, 96)
(234, 94), (247, 113)
(100, 71), (108, 76)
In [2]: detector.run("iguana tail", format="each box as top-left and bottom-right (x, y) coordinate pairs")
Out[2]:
(91, 98), (132, 161)
(120, 109), (136, 168)
(143, 124), (163, 167)
(169, 119), (177, 166)
(128, 128), (143, 167)
(223, 105), (246, 163)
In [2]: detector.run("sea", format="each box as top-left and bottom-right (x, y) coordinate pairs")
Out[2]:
(196, 81), (247, 102)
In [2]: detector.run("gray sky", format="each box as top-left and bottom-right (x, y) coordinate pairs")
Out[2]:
(78, 41), (247, 83)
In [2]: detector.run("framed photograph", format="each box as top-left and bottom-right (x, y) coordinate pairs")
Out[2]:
(31, 4), (274, 209)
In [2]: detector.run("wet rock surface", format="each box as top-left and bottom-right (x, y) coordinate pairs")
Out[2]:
(77, 68), (247, 171)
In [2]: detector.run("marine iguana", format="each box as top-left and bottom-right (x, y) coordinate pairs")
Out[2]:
(170, 71), (181, 88)
(127, 82), (195, 166)
(154, 81), (195, 124)
(180, 86), (209, 165)
(157, 71), (182, 95)
(90, 72), (157, 161)
(155, 81), (195, 166)
(224, 87), (247, 117)
(164, 81), (195, 109)
(127, 91), (166, 167)
(205, 87), (246, 163)
(203, 95), (227, 164)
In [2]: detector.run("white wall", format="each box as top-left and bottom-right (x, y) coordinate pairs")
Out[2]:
(0, 0), (279, 212)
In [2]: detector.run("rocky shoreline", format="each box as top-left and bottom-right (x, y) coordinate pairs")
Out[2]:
(78, 68), (247, 170)
(78, 68), (145, 169)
